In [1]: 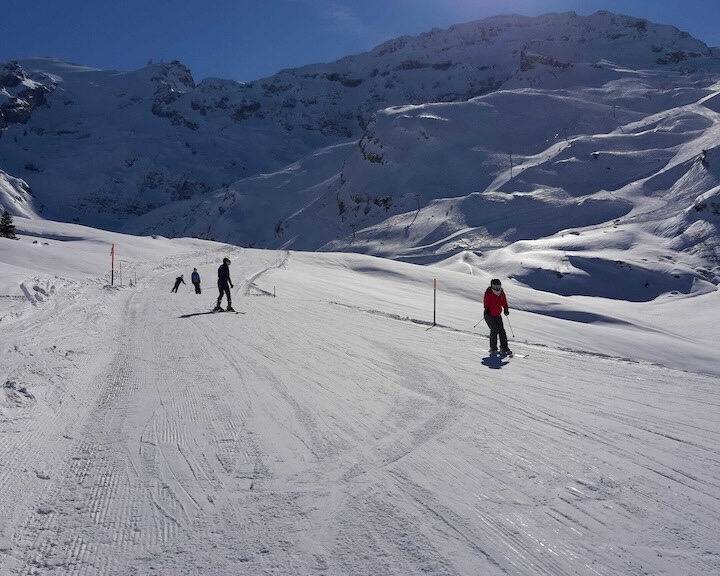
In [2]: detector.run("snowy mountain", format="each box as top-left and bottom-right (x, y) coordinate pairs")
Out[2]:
(1, 11), (720, 295)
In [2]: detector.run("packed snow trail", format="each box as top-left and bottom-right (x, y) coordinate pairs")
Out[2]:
(1, 248), (719, 575)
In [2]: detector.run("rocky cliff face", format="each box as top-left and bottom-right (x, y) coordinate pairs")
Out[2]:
(0, 61), (55, 128)
(2, 12), (712, 141)
(152, 11), (714, 145)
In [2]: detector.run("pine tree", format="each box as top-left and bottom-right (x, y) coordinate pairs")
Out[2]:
(0, 210), (18, 239)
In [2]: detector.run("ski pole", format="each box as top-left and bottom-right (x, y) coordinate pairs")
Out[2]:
(474, 316), (485, 328)
(506, 315), (515, 338)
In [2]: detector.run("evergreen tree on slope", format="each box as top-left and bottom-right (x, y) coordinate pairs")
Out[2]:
(0, 210), (18, 239)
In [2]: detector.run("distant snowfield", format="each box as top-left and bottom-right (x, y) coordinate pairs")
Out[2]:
(0, 220), (718, 575)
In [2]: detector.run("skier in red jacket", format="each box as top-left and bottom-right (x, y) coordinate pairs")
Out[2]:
(483, 278), (511, 354)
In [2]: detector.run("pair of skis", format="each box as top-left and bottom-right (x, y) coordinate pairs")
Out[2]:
(211, 307), (244, 315)
(489, 350), (528, 359)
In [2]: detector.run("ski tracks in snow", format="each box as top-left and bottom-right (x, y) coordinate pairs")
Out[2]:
(1, 249), (719, 575)
(1, 257), (268, 574)
(0, 277), (139, 574)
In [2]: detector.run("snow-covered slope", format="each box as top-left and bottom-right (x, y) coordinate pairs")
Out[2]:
(0, 169), (36, 219)
(128, 66), (720, 298)
(0, 218), (718, 575)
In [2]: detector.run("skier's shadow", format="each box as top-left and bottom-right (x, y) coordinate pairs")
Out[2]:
(481, 354), (509, 369)
(179, 311), (216, 318)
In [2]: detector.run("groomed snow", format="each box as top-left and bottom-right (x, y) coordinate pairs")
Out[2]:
(0, 220), (718, 575)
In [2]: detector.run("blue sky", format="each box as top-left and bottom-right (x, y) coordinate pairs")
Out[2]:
(3, 1), (719, 82)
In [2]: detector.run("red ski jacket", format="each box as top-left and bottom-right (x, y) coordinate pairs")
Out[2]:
(484, 287), (509, 317)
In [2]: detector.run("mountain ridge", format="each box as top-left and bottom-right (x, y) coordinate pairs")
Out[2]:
(1, 11), (719, 293)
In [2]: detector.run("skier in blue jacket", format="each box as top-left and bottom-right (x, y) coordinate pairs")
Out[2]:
(191, 268), (201, 294)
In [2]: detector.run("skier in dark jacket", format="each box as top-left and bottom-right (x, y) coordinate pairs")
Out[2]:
(171, 274), (186, 293)
(191, 268), (201, 294)
(214, 257), (234, 311)
(483, 278), (511, 354)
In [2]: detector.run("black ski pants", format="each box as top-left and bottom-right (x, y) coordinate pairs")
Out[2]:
(484, 312), (508, 350)
(217, 282), (231, 306)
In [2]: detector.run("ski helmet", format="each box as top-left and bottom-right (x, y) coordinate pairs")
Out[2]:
(490, 279), (502, 288)
(223, 257), (231, 264)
